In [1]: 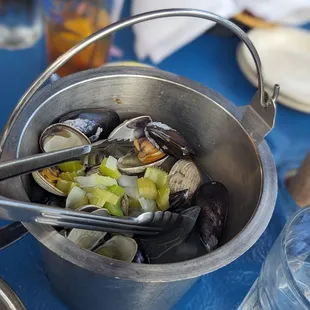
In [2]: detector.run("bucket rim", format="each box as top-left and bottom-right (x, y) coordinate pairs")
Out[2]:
(2, 66), (277, 282)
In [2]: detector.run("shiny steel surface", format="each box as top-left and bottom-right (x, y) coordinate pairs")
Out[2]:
(0, 10), (278, 310)
(0, 278), (26, 310)
(0, 197), (180, 235)
(0, 9), (279, 152)
(0, 65), (277, 310)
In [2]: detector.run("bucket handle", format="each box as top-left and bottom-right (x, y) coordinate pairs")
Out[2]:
(0, 8), (279, 151)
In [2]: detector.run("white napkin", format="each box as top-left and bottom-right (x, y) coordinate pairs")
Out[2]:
(131, 0), (310, 64)
(131, 0), (240, 63)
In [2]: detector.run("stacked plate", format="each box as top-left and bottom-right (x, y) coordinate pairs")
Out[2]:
(237, 26), (310, 113)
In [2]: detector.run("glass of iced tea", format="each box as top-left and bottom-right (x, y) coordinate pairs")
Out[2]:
(45, 0), (113, 77)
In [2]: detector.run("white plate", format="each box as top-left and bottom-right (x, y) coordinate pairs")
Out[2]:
(237, 47), (310, 113)
(239, 27), (310, 107)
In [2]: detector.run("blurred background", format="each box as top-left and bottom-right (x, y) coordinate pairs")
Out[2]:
(0, 0), (310, 309)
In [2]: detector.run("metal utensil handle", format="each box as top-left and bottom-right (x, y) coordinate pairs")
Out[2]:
(0, 8), (278, 152)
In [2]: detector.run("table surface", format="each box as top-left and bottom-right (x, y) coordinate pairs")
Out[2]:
(0, 6), (310, 310)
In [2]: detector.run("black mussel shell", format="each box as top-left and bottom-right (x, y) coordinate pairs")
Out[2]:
(41, 193), (66, 208)
(145, 122), (195, 159)
(169, 189), (190, 212)
(133, 249), (149, 264)
(136, 206), (201, 264)
(59, 109), (120, 142)
(192, 181), (229, 253)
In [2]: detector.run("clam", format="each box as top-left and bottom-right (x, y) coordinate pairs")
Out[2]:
(120, 194), (129, 216)
(32, 123), (90, 196)
(145, 122), (195, 159)
(108, 115), (152, 142)
(94, 235), (138, 262)
(192, 181), (229, 253)
(136, 206), (201, 264)
(168, 160), (202, 198)
(67, 208), (109, 250)
(59, 109), (120, 142)
(39, 123), (90, 152)
(32, 167), (65, 196)
(117, 146), (168, 175)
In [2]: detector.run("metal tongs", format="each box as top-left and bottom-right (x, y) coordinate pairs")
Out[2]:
(0, 197), (181, 235)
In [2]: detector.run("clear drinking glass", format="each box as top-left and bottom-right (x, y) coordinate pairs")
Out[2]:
(44, 0), (120, 77)
(239, 206), (310, 310)
(0, 0), (43, 50)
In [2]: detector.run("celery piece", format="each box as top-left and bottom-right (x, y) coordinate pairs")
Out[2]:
(74, 175), (117, 188)
(58, 161), (83, 172)
(104, 202), (124, 217)
(66, 186), (88, 209)
(108, 184), (126, 197)
(87, 193), (105, 207)
(137, 178), (157, 200)
(128, 198), (141, 209)
(92, 188), (120, 206)
(83, 185), (107, 194)
(156, 185), (170, 211)
(100, 157), (121, 179)
(144, 167), (168, 189)
(56, 179), (78, 195)
(60, 172), (76, 182)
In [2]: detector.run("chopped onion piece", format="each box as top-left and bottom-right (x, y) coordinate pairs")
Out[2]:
(66, 186), (88, 209)
(124, 187), (140, 199)
(106, 156), (117, 170)
(118, 175), (138, 188)
(138, 198), (157, 212)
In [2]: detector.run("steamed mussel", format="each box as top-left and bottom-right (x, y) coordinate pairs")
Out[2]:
(32, 109), (230, 264)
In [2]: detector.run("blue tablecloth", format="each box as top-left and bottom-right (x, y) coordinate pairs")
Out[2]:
(0, 6), (309, 310)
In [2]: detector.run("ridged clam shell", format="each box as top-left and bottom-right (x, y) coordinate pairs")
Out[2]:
(168, 160), (202, 197)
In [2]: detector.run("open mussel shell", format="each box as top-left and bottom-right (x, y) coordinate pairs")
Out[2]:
(192, 181), (229, 253)
(94, 235), (138, 263)
(39, 123), (90, 153)
(168, 160), (202, 198)
(32, 167), (65, 197)
(145, 122), (195, 159)
(58, 109), (120, 142)
(108, 115), (152, 142)
(117, 149), (168, 175)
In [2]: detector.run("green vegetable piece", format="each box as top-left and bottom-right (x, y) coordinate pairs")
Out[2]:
(128, 198), (141, 209)
(56, 179), (78, 195)
(74, 175), (117, 188)
(144, 167), (168, 189)
(137, 177), (157, 200)
(92, 188), (120, 206)
(156, 185), (170, 211)
(104, 202), (124, 217)
(58, 161), (83, 172)
(108, 184), (126, 197)
(100, 157), (121, 179)
(87, 193), (105, 207)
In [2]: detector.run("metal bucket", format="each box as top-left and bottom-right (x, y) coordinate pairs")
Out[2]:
(0, 9), (279, 310)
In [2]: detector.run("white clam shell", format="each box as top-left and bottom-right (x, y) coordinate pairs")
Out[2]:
(168, 160), (202, 197)
(94, 235), (138, 262)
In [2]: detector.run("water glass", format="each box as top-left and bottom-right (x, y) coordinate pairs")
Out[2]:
(239, 205), (310, 310)
(0, 0), (43, 50)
